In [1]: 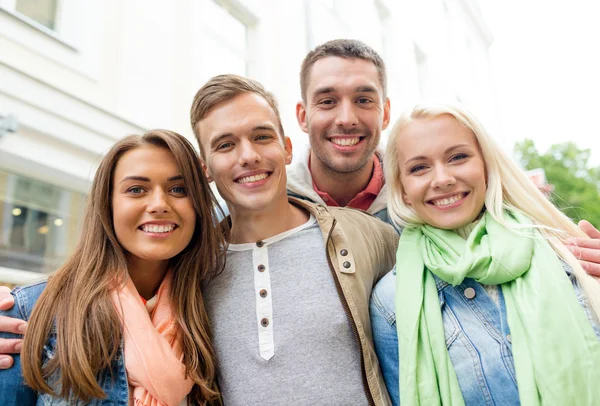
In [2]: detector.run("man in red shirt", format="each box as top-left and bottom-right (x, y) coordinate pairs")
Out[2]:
(286, 38), (600, 272)
(287, 39), (391, 222)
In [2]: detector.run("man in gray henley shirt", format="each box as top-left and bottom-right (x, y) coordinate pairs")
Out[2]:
(190, 74), (397, 405)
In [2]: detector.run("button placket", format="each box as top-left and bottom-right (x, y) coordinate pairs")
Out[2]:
(252, 244), (274, 361)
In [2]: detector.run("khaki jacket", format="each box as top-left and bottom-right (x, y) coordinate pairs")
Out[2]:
(291, 197), (399, 406)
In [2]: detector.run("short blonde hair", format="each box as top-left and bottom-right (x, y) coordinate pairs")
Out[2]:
(385, 103), (600, 319)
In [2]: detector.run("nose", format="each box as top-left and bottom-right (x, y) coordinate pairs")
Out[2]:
(431, 165), (456, 190)
(334, 99), (359, 128)
(238, 139), (261, 166)
(147, 189), (170, 214)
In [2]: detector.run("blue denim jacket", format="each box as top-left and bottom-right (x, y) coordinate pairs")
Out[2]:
(0, 281), (129, 406)
(370, 266), (600, 406)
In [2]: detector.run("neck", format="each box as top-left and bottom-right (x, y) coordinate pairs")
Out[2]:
(453, 220), (481, 240)
(127, 257), (169, 300)
(310, 152), (375, 207)
(228, 196), (309, 244)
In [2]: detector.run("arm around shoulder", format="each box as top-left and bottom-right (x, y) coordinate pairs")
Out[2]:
(0, 286), (40, 405)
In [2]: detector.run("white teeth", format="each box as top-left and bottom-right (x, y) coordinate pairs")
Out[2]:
(237, 173), (268, 184)
(431, 194), (464, 207)
(142, 224), (176, 233)
(331, 137), (360, 146)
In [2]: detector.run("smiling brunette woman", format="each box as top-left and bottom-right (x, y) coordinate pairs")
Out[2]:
(370, 104), (600, 405)
(0, 130), (226, 405)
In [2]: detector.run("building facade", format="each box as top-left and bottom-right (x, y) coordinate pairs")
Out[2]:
(0, 0), (495, 284)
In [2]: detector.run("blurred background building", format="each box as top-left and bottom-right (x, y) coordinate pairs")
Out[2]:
(0, 0), (495, 284)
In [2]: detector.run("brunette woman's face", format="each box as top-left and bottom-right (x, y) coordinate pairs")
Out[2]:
(111, 146), (196, 266)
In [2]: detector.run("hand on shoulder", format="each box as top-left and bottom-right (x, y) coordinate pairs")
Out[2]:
(565, 220), (600, 277)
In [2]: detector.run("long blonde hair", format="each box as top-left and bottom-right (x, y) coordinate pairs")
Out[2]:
(385, 103), (600, 320)
(22, 130), (226, 404)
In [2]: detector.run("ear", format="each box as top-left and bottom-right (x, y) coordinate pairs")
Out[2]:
(284, 136), (293, 165)
(382, 97), (391, 130)
(201, 160), (213, 183)
(296, 101), (309, 134)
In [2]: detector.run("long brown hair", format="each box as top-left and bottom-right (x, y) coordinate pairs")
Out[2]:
(21, 130), (227, 404)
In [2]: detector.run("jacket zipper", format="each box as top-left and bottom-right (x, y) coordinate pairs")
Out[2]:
(325, 218), (375, 406)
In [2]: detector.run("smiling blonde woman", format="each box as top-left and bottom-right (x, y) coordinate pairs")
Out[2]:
(371, 103), (600, 405)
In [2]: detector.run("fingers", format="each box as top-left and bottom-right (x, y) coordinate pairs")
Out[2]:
(0, 355), (14, 369)
(578, 220), (600, 239)
(0, 286), (24, 369)
(566, 244), (600, 276)
(0, 315), (27, 335)
(565, 237), (600, 250)
(0, 337), (22, 353)
(567, 244), (600, 264)
(0, 286), (15, 311)
(578, 260), (600, 277)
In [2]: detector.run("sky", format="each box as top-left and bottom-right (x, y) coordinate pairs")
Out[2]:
(480, 0), (600, 165)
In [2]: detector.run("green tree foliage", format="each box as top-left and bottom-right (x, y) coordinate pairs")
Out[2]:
(514, 139), (600, 228)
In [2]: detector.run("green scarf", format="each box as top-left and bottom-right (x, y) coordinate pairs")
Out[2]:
(395, 210), (600, 405)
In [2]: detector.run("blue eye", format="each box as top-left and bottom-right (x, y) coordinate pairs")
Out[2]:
(217, 142), (233, 150)
(126, 186), (145, 194)
(410, 165), (427, 174)
(357, 97), (372, 104)
(171, 185), (187, 195)
(450, 153), (468, 162)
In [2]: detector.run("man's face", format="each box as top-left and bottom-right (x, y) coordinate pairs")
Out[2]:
(197, 93), (292, 216)
(297, 56), (391, 174)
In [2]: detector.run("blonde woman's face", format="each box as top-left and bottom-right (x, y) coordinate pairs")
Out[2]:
(396, 114), (486, 230)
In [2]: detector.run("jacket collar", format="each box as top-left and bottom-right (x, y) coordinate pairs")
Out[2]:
(286, 143), (387, 215)
(289, 197), (356, 274)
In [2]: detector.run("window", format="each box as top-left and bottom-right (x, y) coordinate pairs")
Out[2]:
(0, 169), (85, 278)
(15, 0), (59, 30)
(202, 0), (251, 79)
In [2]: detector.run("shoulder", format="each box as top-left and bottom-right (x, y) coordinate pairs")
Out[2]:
(290, 197), (398, 246)
(2, 280), (48, 323)
(331, 207), (397, 237)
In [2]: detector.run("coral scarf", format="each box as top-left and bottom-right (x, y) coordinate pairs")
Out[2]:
(111, 270), (193, 406)
(395, 210), (600, 405)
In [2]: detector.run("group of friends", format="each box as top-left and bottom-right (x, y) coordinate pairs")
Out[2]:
(1, 39), (600, 405)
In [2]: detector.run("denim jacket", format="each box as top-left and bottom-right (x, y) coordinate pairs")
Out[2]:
(370, 266), (600, 406)
(0, 281), (129, 406)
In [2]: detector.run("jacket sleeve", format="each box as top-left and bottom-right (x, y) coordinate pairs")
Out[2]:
(0, 288), (39, 405)
(375, 221), (400, 282)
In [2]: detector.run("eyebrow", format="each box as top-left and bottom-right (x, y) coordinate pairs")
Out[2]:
(253, 124), (277, 132)
(119, 175), (183, 184)
(210, 124), (278, 149)
(404, 144), (470, 164)
(312, 85), (378, 98)
(355, 85), (378, 94)
(210, 133), (234, 150)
